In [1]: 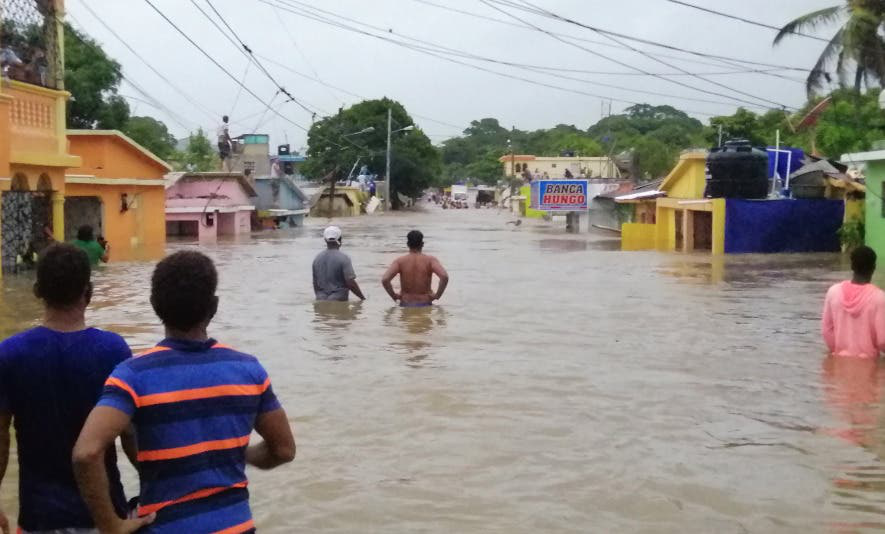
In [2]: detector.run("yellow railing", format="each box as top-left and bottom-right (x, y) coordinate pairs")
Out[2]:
(4, 80), (76, 167)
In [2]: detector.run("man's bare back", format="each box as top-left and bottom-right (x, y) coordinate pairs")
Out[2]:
(382, 231), (449, 306)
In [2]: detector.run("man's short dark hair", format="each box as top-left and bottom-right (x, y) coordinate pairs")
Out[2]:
(407, 230), (424, 250)
(223, 115), (229, 122)
(852, 245), (877, 277)
(151, 251), (218, 331)
(77, 225), (94, 242)
(35, 244), (91, 308)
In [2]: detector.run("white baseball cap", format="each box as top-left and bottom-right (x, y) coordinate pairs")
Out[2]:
(323, 226), (342, 242)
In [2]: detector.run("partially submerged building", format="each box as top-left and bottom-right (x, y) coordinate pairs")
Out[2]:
(618, 144), (847, 254)
(165, 172), (256, 240)
(65, 130), (169, 261)
(253, 175), (308, 229)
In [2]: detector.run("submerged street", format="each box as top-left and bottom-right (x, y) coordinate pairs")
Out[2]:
(1, 207), (882, 532)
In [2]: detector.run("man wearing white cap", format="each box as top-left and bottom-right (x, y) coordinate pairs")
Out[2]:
(312, 226), (365, 301)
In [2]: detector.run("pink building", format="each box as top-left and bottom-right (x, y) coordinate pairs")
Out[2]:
(165, 172), (257, 240)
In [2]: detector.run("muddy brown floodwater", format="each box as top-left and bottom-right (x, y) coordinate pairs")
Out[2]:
(2, 207), (884, 532)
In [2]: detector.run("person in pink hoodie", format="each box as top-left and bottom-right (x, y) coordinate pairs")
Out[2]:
(822, 246), (885, 358)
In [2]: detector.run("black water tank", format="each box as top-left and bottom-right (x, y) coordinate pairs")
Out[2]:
(706, 139), (769, 199)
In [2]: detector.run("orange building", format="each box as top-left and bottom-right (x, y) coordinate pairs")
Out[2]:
(66, 131), (170, 261)
(0, 0), (80, 276)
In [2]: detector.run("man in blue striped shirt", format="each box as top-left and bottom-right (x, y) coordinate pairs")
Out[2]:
(73, 251), (295, 533)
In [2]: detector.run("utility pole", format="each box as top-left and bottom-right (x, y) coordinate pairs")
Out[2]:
(385, 108), (392, 211)
(717, 124), (723, 147)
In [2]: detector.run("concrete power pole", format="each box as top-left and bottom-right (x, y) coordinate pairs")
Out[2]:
(385, 108), (392, 211)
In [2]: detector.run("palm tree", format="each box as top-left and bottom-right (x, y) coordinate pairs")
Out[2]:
(774, 1), (885, 96)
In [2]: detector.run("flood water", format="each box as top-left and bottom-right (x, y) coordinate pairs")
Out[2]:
(2, 207), (885, 532)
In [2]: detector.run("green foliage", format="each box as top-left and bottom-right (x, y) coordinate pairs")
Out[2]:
(441, 105), (706, 184)
(173, 129), (217, 172)
(64, 24), (130, 129)
(122, 116), (177, 160)
(774, 2), (885, 96)
(303, 98), (441, 203)
(708, 88), (885, 158)
(838, 219), (866, 250)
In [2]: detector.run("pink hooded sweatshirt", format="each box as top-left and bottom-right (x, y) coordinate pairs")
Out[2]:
(822, 281), (885, 358)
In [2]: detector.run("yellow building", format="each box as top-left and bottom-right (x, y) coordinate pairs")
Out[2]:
(619, 151), (726, 254)
(500, 155), (621, 179)
(1, 0), (81, 276)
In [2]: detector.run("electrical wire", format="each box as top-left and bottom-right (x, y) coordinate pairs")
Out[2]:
(141, 0), (343, 150)
(413, 0), (812, 74)
(486, 0), (796, 110)
(198, 0), (317, 116)
(664, 0), (830, 42)
(264, 0), (739, 116)
(64, 13), (198, 133)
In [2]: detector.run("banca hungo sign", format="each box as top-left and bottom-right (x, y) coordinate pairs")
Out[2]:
(530, 180), (589, 211)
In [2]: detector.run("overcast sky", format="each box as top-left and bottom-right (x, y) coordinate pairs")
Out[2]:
(65, 0), (839, 151)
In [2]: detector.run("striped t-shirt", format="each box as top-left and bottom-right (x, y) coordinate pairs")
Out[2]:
(98, 338), (281, 534)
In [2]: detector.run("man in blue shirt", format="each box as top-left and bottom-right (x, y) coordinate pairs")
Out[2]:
(74, 251), (295, 533)
(0, 244), (133, 533)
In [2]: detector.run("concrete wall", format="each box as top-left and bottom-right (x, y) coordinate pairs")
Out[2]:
(503, 156), (618, 178)
(724, 199), (843, 253)
(866, 161), (885, 260)
(166, 179), (253, 206)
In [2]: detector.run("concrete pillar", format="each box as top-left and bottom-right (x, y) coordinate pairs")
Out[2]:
(51, 191), (65, 241)
(682, 209), (694, 252)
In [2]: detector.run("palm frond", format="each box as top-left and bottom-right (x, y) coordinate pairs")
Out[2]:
(806, 28), (845, 96)
(774, 5), (845, 45)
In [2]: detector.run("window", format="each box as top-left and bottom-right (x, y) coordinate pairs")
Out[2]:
(244, 161), (256, 172)
(551, 164), (557, 168)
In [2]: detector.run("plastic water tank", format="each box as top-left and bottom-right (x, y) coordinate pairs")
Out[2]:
(706, 139), (769, 199)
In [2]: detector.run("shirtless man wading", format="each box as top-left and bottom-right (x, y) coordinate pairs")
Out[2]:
(382, 230), (449, 307)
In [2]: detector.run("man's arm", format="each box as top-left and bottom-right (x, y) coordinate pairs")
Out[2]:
(73, 406), (154, 533)
(0, 412), (10, 534)
(346, 279), (366, 301)
(120, 425), (138, 468)
(342, 257), (365, 301)
(430, 257), (450, 301)
(381, 259), (401, 302)
(822, 289), (836, 353)
(100, 243), (110, 264)
(245, 408), (296, 470)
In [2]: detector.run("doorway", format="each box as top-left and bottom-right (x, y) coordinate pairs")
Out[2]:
(65, 196), (104, 241)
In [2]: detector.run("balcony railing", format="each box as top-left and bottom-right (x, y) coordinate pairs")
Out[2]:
(5, 80), (78, 167)
(1, 0), (62, 90)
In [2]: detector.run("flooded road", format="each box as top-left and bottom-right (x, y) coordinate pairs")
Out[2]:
(2, 207), (884, 532)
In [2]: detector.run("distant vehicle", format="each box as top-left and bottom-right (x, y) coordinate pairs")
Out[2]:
(451, 184), (468, 202)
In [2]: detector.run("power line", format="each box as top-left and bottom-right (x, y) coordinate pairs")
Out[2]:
(487, 0), (796, 110)
(413, 0), (812, 74)
(664, 0), (830, 43)
(64, 13), (199, 133)
(265, 0), (745, 115)
(268, 2), (344, 107)
(189, 0), (317, 116)
(253, 52), (465, 131)
(141, 0), (338, 148)
(282, 0), (758, 108)
(70, 0), (219, 121)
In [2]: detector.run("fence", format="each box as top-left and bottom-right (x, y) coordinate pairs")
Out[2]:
(1, 0), (61, 89)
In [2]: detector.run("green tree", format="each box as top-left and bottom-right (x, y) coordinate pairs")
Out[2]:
(174, 129), (217, 172)
(304, 98), (440, 204)
(775, 1), (885, 95)
(64, 24), (130, 129)
(122, 116), (176, 160)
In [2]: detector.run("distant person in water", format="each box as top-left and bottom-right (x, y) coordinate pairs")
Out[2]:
(822, 245), (885, 358)
(382, 230), (449, 307)
(72, 225), (109, 266)
(312, 226), (365, 301)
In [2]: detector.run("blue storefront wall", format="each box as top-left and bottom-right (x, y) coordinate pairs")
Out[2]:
(724, 199), (843, 253)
